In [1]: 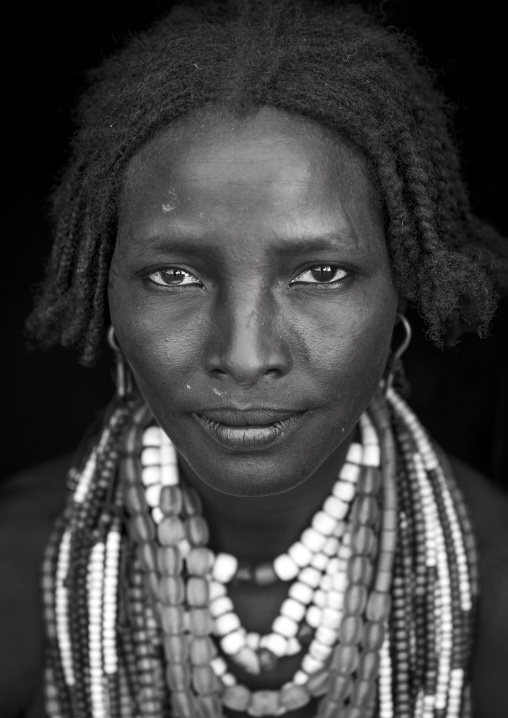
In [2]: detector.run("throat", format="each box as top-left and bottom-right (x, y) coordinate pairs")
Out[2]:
(179, 435), (354, 562)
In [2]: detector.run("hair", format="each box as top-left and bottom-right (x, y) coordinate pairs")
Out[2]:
(26, 0), (508, 365)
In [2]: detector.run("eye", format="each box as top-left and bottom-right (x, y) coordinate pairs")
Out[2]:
(146, 267), (203, 288)
(290, 264), (349, 286)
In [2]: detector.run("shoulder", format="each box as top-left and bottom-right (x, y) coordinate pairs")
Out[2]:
(447, 456), (508, 718)
(0, 456), (70, 717)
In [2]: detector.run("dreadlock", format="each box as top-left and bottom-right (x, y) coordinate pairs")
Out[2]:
(26, 0), (508, 365)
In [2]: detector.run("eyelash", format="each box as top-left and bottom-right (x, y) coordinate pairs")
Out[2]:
(145, 264), (351, 289)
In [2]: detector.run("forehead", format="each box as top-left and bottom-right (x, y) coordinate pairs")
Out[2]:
(119, 106), (383, 247)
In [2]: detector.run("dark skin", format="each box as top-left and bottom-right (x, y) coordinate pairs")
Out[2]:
(108, 106), (399, 715)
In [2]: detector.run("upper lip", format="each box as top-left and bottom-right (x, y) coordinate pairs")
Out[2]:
(195, 408), (306, 426)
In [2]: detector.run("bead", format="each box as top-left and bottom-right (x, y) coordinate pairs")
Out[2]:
(223, 685), (251, 711)
(344, 585), (367, 615)
(212, 553), (238, 583)
(339, 616), (363, 645)
(332, 644), (359, 674)
(315, 625), (337, 646)
(186, 547), (214, 576)
(312, 511), (337, 536)
(272, 615), (298, 638)
(159, 486), (183, 515)
(158, 516), (185, 546)
(163, 635), (189, 663)
(182, 487), (203, 515)
(130, 515), (156, 543)
(362, 621), (385, 650)
(326, 673), (353, 702)
(358, 467), (381, 495)
(160, 464), (179, 486)
(210, 656), (227, 676)
(299, 567), (322, 588)
(363, 445), (380, 467)
(280, 598), (306, 622)
(165, 663), (191, 692)
(333, 481), (356, 504)
(209, 581), (226, 600)
(189, 608), (213, 636)
(351, 526), (376, 555)
(221, 629), (245, 655)
(346, 442), (363, 464)
(143, 426), (163, 446)
(301, 527), (327, 553)
(215, 612), (241, 636)
(145, 483), (161, 507)
(151, 506), (164, 524)
(288, 542), (313, 568)
(347, 556), (370, 585)
(159, 575), (185, 604)
(198, 694), (222, 718)
(323, 496), (349, 520)
(157, 546), (182, 575)
(309, 640), (333, 662)
(141, 465), (161, 486)
(280, 684), (310, 709)
(258, 648), (278, 672)
(233, 647), (261, 674)
(141, 447), (160, 466)
(185, 516), (209, 546)
(311, 552), (329, 571)
(262, 633), (288, 658)
(160, 605), (185, 634)
(339, 462), (361, 484)
(254, 563), (278, 585)
(322, 607), (343, 630)
(160, 442), (178, 465)
(170, 690), (197, 718)
(306, 605), (322, 628)
(209, 595), (234, 618)
(301, 654), (323, 675)
(289, 582), (314, 604)
(248, 690), (280, 716)
(125, 484), (147, 514)
(358, 650), (380, 680)
(137, 542), (158, 573)
(306, 670), (330, 697)
(190, 636), (216, 666)
(366, 592), (391, 621)
(192, 665), (219, 695)
(186, 577), (209, 607)
(273, 554), (299, 581)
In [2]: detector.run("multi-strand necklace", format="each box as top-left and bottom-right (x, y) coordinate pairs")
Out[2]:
(41, 387), (477, 718)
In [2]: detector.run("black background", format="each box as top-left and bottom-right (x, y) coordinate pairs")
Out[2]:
(2, 0), (507, 485)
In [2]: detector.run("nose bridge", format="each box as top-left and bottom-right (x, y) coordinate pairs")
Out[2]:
(207, 278), (289, 383)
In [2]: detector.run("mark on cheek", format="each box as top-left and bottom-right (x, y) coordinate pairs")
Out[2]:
(162, 189), (178, 213)
(212, 388), (223, 396)
(186, 384), (191, 390)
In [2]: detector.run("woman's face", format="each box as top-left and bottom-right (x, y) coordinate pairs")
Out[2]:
(109, 107), (398, 497)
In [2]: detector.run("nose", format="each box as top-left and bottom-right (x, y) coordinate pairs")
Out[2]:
(205, 287), (291, 385)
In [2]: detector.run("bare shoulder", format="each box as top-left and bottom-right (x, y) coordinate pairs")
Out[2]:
(448, 456), (508, 718)
(0, 456), (70, 717)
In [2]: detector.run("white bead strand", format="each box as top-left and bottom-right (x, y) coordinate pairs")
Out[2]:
(55, 529), (75, 687)
(87, 541), (107, 718)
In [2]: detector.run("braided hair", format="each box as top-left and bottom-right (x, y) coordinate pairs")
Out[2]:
(26, 0), (508, 365)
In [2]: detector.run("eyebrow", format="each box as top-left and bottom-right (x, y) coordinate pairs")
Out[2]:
(139, 230), (361, 257)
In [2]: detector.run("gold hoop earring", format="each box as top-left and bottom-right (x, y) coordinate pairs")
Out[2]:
(384, 313), (412, 396)
(108, 325), (134, 398)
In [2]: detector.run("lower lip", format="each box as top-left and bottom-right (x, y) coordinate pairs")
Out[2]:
(193, 413), (305, 451)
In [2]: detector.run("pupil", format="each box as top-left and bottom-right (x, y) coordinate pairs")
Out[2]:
(311, 265), (334, 282)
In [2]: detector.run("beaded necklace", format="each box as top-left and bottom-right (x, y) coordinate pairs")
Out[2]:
(42, 388), (477, 718)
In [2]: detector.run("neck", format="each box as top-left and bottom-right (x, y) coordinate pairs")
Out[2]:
(178, 431), (354, 562)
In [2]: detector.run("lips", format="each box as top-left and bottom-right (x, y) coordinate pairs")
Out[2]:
(193, 408), (306, 450)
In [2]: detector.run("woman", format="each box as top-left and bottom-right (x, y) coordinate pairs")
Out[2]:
(2, 1), (508, 716)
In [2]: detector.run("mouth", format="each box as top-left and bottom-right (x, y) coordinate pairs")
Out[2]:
(193, 408), (306, 450)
